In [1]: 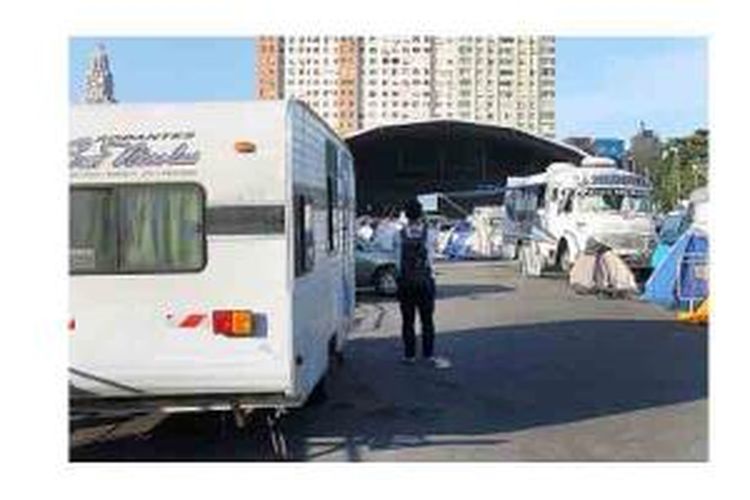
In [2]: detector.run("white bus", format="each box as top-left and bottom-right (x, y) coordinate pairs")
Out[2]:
(505, 157), (656, 272)
(69, 100), (356, 417)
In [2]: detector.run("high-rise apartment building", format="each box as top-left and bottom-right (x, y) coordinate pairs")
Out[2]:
(360, 36), (434, 129)
(258, 36), (361, 135)
(432, 36), (556, 137)
(258, 36), (556, 138)
(257, 36), (284, 99)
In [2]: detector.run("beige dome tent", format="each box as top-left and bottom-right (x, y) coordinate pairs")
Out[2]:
(569, 245), (638, 297)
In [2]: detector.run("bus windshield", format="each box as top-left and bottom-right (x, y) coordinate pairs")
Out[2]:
(578, 188), (653, 214)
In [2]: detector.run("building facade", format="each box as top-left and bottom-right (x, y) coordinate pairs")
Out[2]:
(257, 36), (361, 136)
(630, 122), (662, 174)
(360, 36), (434, 129)
(431, 36), (555, 137)
(257, 36), (284, 99)
(258, 36), (556, 138)
(563, 136), (627, 167)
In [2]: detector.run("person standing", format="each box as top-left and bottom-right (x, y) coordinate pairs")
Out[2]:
(357, 217), (374, 242)
(394, 199), (450, 369)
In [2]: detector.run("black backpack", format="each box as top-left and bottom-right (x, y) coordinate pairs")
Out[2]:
(399, 224), (431, 285)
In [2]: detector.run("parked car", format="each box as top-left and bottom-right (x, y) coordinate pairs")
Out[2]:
(355, 238), (399, 296)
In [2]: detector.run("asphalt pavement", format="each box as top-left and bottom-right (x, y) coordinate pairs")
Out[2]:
(71, 260), (707, 461)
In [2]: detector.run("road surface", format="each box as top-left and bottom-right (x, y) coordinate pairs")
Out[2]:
(72, 260), (707, 461)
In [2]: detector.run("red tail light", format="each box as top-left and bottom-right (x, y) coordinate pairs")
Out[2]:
(212, 310), (254, 337)
(68, 319), (75, 332)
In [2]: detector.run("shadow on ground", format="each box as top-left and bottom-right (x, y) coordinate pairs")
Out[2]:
(72, 319), (707, 462)
(356, 283), (515, 305)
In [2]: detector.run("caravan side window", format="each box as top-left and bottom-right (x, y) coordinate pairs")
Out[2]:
(294, 194), (315, 277)
(325, 140), (339, 254)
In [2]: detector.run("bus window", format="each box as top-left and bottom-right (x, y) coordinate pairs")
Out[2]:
(536, 185), (546, 209)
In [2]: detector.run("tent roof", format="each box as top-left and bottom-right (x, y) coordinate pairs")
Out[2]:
(345, 118), (588, 163)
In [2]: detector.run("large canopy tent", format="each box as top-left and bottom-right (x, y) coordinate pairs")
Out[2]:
(345, 119), (587, 216)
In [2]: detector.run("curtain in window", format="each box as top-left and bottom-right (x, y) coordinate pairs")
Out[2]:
(119, 186), (202, 272)
(70, 189), (116, 272)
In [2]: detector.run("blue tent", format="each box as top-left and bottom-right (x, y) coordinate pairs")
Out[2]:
(649, 242), (672, 270)
(444, 221), (473, 259)
(650, 211), (689, 269)
(641, 227), (709, 309)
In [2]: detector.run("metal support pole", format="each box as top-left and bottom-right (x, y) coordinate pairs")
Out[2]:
(438, 194), (470, 217)
(481, 140), (487, 181)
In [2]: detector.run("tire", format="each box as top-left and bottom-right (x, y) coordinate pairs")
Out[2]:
(305, 335), (338, 407)
(332, 348), (345, 367)
(306, 373), (328, 406)
(557, 240), (572, 273)
(373, 266), (398, 296)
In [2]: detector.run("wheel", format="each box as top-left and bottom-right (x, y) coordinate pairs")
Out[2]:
(373, 266), (398, 296)
(557, 241), (573, 273)
(332, 348), (345, 367)
(306, 373), (328, 406)
(305, 336), (337, 407)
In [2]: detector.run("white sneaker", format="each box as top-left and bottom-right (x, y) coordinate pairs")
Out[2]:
(401, 356), (416, 365)
(426, 356), (452, 369)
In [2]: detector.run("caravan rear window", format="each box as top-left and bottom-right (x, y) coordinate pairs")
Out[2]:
(70, 184), (206, 274)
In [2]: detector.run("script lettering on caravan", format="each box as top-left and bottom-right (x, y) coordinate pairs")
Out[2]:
(69, 131), (201, 172)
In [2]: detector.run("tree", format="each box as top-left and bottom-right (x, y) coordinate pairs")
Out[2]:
(648, 129), (708, 212)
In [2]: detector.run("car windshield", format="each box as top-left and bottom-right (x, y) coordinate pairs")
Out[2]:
(578, 188), (653, 214)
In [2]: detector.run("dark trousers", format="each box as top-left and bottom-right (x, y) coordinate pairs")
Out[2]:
(397, 278), (436, 358)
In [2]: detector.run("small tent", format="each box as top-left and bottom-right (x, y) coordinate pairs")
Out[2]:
(569, 249), (638, 296)
(443, 221), (473, 259)
(641, 227), (709, 309)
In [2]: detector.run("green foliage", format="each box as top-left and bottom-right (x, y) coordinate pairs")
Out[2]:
(648, 129), (708, 212)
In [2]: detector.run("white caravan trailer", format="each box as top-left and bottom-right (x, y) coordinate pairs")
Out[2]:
(69, 100), (356, 418)
(505, 157), (656, 271)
